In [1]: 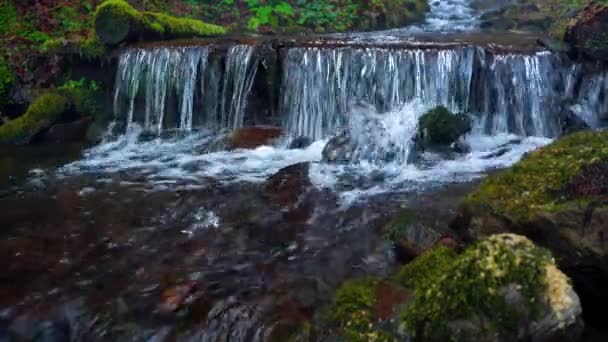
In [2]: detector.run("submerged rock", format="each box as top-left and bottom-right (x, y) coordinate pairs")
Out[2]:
(288, 136), (312, 149)
(457, 131), (608, 320)
(565, 3), (608, 62)
(416, 106), (471, 151)
(228, 126), (283, 150)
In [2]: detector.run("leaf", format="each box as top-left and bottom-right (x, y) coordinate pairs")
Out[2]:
(273, 2), (294, 16)
(248, 17), (261, 30)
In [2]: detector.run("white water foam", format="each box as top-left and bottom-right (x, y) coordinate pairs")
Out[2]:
(60, 100), (551, 202)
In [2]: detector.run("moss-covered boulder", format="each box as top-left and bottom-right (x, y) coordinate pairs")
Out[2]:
(565, 3), (608, 62)
(0, 87), (99, 144)
(416, 106), (471, 149)
(457, 131), (608, 317)
(0, 93), (69, 144)
(94, 0), (226, 45)
(366, 0), (430, 30)
(325, 237), (581, 341)
(401, 234), (582, 341)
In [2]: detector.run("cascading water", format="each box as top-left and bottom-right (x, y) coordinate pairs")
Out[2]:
(113, 44), (259, 134)
(64, 41), (608, 197)
(282, 46), (607, 142)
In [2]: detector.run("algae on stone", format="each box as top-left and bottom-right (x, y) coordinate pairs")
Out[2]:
(400, 234), (579, 341)
(463, 131), (608, 222)
(0, 93), (69, 144)
(417, 106), (471, 147)
(94, 0), (226, 45)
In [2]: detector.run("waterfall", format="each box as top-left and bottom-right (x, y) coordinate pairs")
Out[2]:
(113, 44), (258, 134)
(281, 47), (475, 140)
(282, 46), (608, 140)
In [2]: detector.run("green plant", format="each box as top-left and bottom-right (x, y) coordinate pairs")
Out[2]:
(61, 77), (100, 92)
(246, 0), (294, 30)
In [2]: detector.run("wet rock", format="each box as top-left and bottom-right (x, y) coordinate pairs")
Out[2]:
(416, 106), (471, 150)
(159, 281), (197, 313)
(536, 37), (572, 54)
(228, 126), (283, 150)
(37, 116), (93, 143)
(559, 108), (590, 135)
(265, 162), (311, 209)
(565, 3), (608, 62)
(457, 131), (608, 327)
(288, 136), (312, 149)
(374, 281), (411, 320)
(321, 133), (353, 163)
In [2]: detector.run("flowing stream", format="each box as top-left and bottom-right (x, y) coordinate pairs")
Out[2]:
(4, 1), (608, 340)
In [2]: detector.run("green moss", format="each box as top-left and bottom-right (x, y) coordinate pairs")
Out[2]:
(0, 93), (69, 144)
(94, 0), (225, 45)
(386, 209), (413, 241)
(391, 245), (457, 289)
(55, 86), (99, 115)
(0, 56), (15, 109)
(329, 278), (393, 342)
(401, 234), (553, 340)
(463, 131), (608, 222)
(418, 106), (471, 146)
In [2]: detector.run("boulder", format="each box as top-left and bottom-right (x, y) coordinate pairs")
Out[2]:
(0, 93), (69, 145)
(94, 0), (226, 46)
(456, 131), (608, 318)
(416, 106), (472, 150)
(265, 162), (311, 209)
(228, 126), (283, 150)
(0, 87), (99, 145)
(565, 3), (608, 62)
(321, 133), (353, 163)
(400, 234), (583, 341)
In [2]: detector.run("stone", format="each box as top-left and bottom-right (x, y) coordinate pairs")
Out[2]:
(288, 136), (312, 149)
(321, 133), (353, 163)
(265, 162), (311, 209)
(456, 131), (608, 326)
(416, 106), (471, 150)
(228, 126), (283, 150)
(38, 116), (94, 143)
(565, 3), (608, 62)
(400, 234), (583, 341)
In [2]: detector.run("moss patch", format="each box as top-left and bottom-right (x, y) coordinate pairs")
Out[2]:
(0, 93), (69, 144)
(94, 0), (226, 45)
(391, 245), (457, 289)
(401, 234), (553, 340)
(328, 278), (394, 342)
(463, 131), (608, 222)
(417, 106), (471, 147)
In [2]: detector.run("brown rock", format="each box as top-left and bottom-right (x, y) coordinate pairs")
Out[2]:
(565, 3), (608, 62)
(228, 126), (283, 150)
(265, 163), (311, 209)
(374, 281), (411, 320)
(39, 116), (93, 143)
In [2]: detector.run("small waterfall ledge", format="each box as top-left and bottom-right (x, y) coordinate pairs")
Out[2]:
(111, 39), (608, 142)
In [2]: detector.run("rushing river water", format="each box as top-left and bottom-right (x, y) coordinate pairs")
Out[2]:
(3, 1), (608, 340)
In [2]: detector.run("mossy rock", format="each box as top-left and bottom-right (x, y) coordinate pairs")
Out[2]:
(373, 0), (430, 29)
(565, 3), (608, 62)
(94, 0), (226, 45)
(463, 131), (608, 222)
(417, 106), (471, 148)
(0, 87), (100, 145)
(0, 93), (69, 144)
(401, 234), (582, 341)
